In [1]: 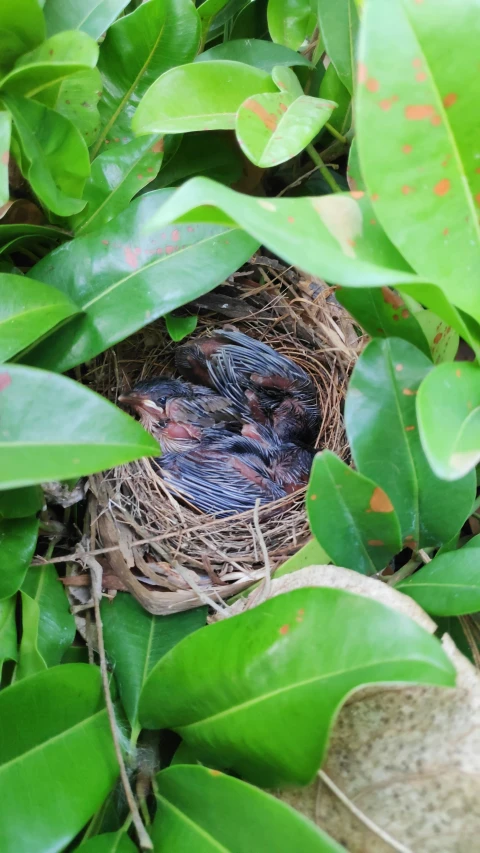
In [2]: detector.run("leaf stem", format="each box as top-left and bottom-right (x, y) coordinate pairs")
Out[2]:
(306, 144), (341, 193)
(325, 122), (348, 145)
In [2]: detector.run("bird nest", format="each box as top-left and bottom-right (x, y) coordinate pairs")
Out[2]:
(86, 257), (359, 614)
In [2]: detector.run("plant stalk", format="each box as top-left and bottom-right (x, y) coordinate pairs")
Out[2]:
(306, 144), (341, 193)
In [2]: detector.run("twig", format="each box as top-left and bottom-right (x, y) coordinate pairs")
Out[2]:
(318, 770), (414, 853)
(417, 549), (432, 564)
(459, 616), (480, 669)
(306, 144), (341, 194)
(386, 558), (420, 586)
(252, 499), (272, 602)
(86, 553), (153, 850)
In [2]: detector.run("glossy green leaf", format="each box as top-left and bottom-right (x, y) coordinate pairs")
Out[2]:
(0, 31), (99, 98)
(307, 450), (401, 574)
(0, 487), (44, 520)
(6, 95), (90, 216)
(71, 136), (164, 235)
(198, 38), (313, 71)
(0, 113), (11, 207)
(46, 68), (103, 147)
(197, 0), (232, 25)
(22, 191), (257, 373)
(44, 0), (131, 40)
(0, 273), (79, 362)
(79, 832), (137, 853)
(415, 309), (459, 364)
(357, 0), (480, 325)
(319, 63), (351, 136)
(0, 364), (158, 490)
(318, 0), (359, 95)
(276, 539), (330, 577)
(267, 0), (315, 50)
(139, 587), (455, 786)
(236, 89), (335, 168)
(0, 597), (17, 679)
(0, 223), (67, 254)
(102, 593), (206, 728)
(398, 282), (480, 359)
(144, 177), (421, 287)
(205, 0), (253, 41)
(152, 131), (243, 189)
(133, 61), (277, 135)
(346, 338), (475, 547)
(0, 517), (39, 600)
(336, 285), (431, 358)
(16, 564), (75, 679)
(0, 0), (45, 75)
(417, 361), (480, 481)
(93, 0), (200, 155)
(0, 665), (118, 853)
(165, 313), (198, 342)
(153, 765), (346, 851)
(397, 547), (480, 616)
(346, 135), (364, 191)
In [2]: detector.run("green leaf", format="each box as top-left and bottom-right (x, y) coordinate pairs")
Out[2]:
(276, 539), (330, 577)
(165, 313), (198, 342)
(0, 665), (118, 853)
(417, 361), (480, 481)
(0, 517), (39, 600)
(0, 0), (45, 75)
(236, 88), (335, 168)
(346, 338), (476, 547)
(319, 62), (351, 136)
(267, 0), (315, 50)
(139, 587), (455, 786)
(16, 564), (75, 679)
(44, 0), (131, 40)
(307, 450), (401, 574)
(70, 136), (164, 235)
(133, 61), (277, 135)
(153, 765), (346, 851)
(0, 364), (159, 490)
(0, 597), (17, 679)
(79, 832), (137, 853)
(152, 131), (243, 189)
(398, 282), (480, 358)
(5, 95), (90, 217)
(397, 547), (480, 616)
(357, 0), (480, 326)
(22, 190), (258, 373)
(0, 31), (99, 98)
(0, 223), (67, 255)
(0, 112), (11, 207)
(0, 273), (79, 362)
(45, 68), (103, 147)
(93, 0), (201, 155)
(0, 486), (44, 520)
(198, 38), (313, 72)
(143, 177), (421, 287)
(336, 285), (431, 358)
(318, 0), (359, 95)
(415, 309), (459, 364)
(102, 594), (206, 728)
(346, 135), (364, 191)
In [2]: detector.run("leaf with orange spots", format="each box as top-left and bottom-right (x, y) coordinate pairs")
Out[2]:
(236, 84), (336, 168)
(152, 765), (345, 851)
(414, 308), (459, 364)
(139, 585), (454, 787)
(346, 338), (475, 547)
(94, 0), (201, 153)
(145, 176), (422, 287)
(318, 0), (359, 95)
(19, 190), (258, 372)
(69, 135), (165, 235)
(0, 112), (10, 208)
(132, 61), (277, 135)
(417, 361), (480, 480)
(357, 0), (480, 326)
(307, 450), (401, 574)
(337, 285), (431, 357)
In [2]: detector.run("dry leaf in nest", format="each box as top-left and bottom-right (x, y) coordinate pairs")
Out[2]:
(249, 565), (479, 853)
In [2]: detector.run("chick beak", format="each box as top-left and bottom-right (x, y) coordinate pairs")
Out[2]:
(118, 393), (164, 418)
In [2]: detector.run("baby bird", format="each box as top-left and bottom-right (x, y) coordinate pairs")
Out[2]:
(175, 327), (319, 445)
(119, 376), (240, 453)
